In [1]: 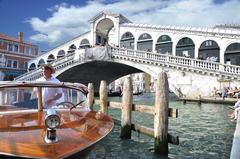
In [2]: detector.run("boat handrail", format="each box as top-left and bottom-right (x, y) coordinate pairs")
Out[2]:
(0, 81), (88, 112)
(0, 81), (88, 95)
(0, 108), (89, 116)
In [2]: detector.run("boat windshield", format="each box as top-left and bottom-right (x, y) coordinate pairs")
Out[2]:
(0, 81), (89, 112)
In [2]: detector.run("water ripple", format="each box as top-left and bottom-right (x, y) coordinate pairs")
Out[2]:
(89, 93), (235, 159)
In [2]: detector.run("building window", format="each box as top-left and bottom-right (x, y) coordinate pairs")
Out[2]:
(8, 44), (13, 51)
(0, 39), (3, 46)
(13, 60), (18, 68)
(30, 47), (36, 56)
(14, 44), (19, 52)
(0, 54), (6, 67)
(24, 61), (28, 69)
(6, 59), (12, 68)
(24, 47), (30, 55)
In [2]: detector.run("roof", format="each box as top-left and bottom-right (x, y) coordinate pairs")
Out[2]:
(121, 23), (240, 37)
(89, 11), (132, 23)
(0, 33), (37, 46)
(0, 33), (19, 43)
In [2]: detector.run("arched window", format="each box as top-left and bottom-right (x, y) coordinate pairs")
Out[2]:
(29, 63), (36, 71)
(38, 59), (45, 67)
(137, 33), (153, 51)
(120, 32), (134, 49)
(199, 40), (219, 62)
(47, 54), (55, 63)
(224, 43), (240, 65)
(176, 37), (195, 58)
(79, 39), (90, 49)
(57, 50), (65, 59)
(68, 44), (77, 53)
(155, 35), (172, 54)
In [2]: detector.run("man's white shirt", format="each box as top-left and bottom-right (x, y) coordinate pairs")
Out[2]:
(36, 76), (62, 108)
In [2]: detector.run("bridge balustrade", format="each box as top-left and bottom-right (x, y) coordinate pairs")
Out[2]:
(127, 50), (135, 57)
(16, 46), (240, 82)
(224, 65), (240, 74)
(15, 52), (76, 81)
(111, 46), (240, 78)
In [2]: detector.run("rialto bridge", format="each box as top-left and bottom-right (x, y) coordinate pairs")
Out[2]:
(16, 11), (240, 98)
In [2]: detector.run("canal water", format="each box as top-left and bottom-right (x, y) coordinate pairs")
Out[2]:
(87, 93), (236, 159)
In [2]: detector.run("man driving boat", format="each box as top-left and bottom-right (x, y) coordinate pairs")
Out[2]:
(32, 64), (62, 108)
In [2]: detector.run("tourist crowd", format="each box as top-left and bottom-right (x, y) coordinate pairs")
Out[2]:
(211, 86), (240, 122)
(212, 87), (240, 99)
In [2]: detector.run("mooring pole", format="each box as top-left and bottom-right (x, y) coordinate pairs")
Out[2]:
(154, 72), (169, 154)
(99, 80), (108, 114)
(120, 76), (133, 139)
(87, 83), (94, 110)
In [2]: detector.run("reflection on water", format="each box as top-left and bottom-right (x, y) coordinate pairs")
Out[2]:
(88, 93), (235, 159)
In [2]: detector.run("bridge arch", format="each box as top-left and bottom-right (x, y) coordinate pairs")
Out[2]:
(120, 32), (135, 49)
(224, 42), (240, 65)
(137, 33), (153, 51)
(113, 59), (158, 76)
(155, 34), (172, 54)
(57, 50), (66, 59)
(198, 40), (220, 61)
(55, 61), (143, 89)
(95, 18), (114, 45)
(176, 37), (195, 58)
(37, 59), (45, 68)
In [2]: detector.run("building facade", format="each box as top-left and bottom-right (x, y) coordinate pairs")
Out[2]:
(0, 32), (39, 80)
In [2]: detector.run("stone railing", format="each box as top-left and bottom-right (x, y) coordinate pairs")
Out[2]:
(110, 47), (240, 78)
(16, 46), (112, 81)
(16, 46), (240, 81)
(15, 52), (76, 81)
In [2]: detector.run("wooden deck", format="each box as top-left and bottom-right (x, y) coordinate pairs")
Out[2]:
(0, 110), (113, 159)
(180, 97), (238, 105)
(230, 113), (240, 159)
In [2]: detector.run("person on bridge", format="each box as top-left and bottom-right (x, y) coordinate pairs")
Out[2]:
(31, 64), (62, 108)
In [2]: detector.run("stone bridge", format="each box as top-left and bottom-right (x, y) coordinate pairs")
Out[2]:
(16, 46), (240, 98)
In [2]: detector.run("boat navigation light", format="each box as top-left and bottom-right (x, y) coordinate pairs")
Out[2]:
(44, 108), (61, 143)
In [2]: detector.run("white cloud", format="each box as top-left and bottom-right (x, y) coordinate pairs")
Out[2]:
(27, 0), (240, 48)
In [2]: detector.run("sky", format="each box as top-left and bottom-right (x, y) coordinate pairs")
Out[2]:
(0, 0), (239, 52)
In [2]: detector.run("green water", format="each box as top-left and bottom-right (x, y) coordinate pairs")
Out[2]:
(87, 93), (235, 159)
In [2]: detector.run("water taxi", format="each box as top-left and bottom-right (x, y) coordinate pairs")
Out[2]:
(0, 81), (113, 159)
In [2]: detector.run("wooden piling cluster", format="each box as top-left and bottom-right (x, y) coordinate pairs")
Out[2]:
(87, 72), (179, 155)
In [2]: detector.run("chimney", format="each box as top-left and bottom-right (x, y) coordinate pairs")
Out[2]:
(18, 32), (23, 43)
